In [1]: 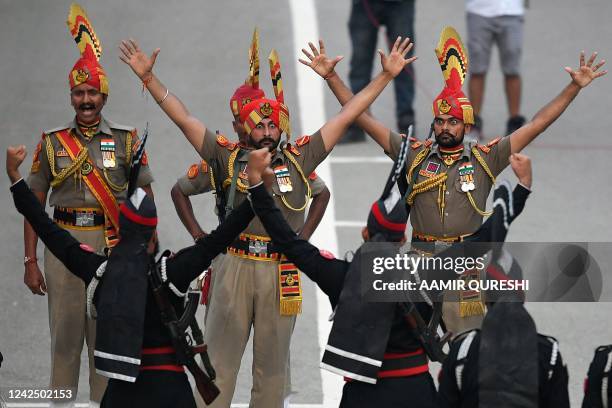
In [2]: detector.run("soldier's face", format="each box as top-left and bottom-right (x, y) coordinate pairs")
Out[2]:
(70, 83), (106, 125)
(249, 118), (281, 151)
(433, 115), (471, 147)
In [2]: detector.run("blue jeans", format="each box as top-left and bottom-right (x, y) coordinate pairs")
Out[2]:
(348, 0), (416, 128)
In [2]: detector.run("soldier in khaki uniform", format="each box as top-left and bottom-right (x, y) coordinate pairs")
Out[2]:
(120, 34), (416, 407)
(299, 30), (606, 335)
(23, 5), (154, 404)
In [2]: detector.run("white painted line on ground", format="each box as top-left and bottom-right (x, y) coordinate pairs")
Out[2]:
(289, 0), (343, 406)
(335, 220), (365, 228)
(329, 156), (392, 164)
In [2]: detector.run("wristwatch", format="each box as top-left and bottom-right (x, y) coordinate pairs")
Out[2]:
(24, 256), (37, 265)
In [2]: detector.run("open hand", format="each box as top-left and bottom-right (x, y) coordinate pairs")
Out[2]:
(247, 148), (272, 186)
(6, 145), (27, 182)
(564, 51), (607, 88)
(299, 39), (344, 79)
(119, 39), (160, 80)
(510, 153), (532, 188)
(379, 36), (417, 78)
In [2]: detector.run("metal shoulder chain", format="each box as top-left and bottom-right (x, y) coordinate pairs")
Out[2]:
(102, 168), (128, 192)
(46, 136), (89, 188)
(280, 148), (312, 212)
(465, 147), (496, 217)
(223, 148), (249, 193)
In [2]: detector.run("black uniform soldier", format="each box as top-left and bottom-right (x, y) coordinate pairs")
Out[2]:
(7, 144), (259, 407)
(582, 344), (612, 408)
(242, 147), (533, 407)
(299, 27), (607, 335)
(437, 297), (570, 407)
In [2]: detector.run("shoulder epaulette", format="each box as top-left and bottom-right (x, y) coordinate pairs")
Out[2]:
(187, 163), (199, 179)
(105, 119), (136, 132)
(424, 139), (433, 148)
(216, 134), (238, 151)
(287, 144), (301, 156)
(487, 137), (502, 147)
(295, 135), (310, 147)
(44, 124), (70, 135)
(411, 140), (423, 150)
(477, 144), (491, 154)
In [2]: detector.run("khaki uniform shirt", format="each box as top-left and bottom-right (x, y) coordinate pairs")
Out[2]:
(27, 116), (154, 208)
(197, 129), (328, 236)
(176, 160), (328, 197)
(388, 131), (511, 238)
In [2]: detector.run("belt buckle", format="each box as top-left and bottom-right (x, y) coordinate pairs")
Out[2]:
(434, 240), (452, 253)
(75, 212), (95, 227)
(248, 239), (268, 255)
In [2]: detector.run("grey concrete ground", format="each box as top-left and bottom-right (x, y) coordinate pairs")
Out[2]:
(1, 0), (611, 406)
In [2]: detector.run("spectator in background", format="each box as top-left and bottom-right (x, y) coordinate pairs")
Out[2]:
(466, 0), (527, 138)
(345, 0), (416, 143)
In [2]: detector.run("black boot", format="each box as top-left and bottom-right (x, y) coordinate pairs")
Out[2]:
(506, 115), (526, 135)
(339, 123), (366, 144)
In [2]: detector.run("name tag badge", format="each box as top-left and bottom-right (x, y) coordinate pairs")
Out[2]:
(56, 149), (69, 157)
(419, 161), (441, 178)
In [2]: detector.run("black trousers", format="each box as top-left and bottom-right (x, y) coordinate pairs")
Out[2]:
(101, 370), (196, 408)
(340, 373), (437, 408)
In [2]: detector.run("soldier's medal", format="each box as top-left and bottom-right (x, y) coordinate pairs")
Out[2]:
(100, 139), (116, 168)
(458, 162), (476, 192)
(81, 161), (93, 175)
(419, 161), (441, 178)
(274, 165), (293, 193)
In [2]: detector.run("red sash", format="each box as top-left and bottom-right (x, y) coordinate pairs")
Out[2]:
(55, 129), (120, 247)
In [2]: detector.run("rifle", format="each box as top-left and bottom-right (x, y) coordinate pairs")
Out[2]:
(400, 302), (451, 363)
(149, 257), (220, 404)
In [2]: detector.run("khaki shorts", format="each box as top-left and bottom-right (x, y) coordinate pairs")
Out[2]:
(466, 12), (524, 76)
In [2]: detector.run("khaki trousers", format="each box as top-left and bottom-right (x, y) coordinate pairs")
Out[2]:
(201, 253), (296, 408)
(44, 226), (107, 402)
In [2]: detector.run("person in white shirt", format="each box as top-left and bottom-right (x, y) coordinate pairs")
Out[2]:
(465, 0), (526, 137)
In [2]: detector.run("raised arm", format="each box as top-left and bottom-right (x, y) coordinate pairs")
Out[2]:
(311, 37), (417, 152)
(510, 51), (606, 153)
(7, 147), (105, 284)
(119, 39), (207, 152)
(299, 40), (393, 152)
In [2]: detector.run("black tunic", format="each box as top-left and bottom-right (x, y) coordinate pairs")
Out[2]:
(10, 179), (254, 407)
(437, 331), (570, 408)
